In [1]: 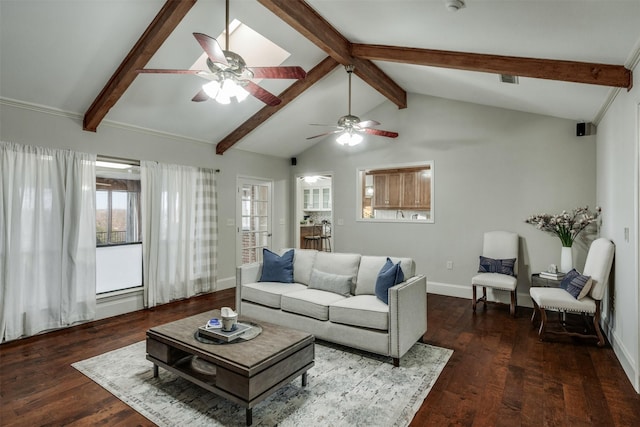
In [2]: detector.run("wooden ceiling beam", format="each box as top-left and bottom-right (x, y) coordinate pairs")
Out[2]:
(83, 0), (197, 132)
(352, 44), (633, 90)
(257, 0), (407, 109)
(216, 56), (340, 155)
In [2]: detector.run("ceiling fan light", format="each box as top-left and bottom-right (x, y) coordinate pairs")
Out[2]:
(336, 132), (362, 146)
(235, 84), (250, 102)
(348, 133), (363, 146)
(220, 78), (238, 98)
(202, 80), (221, 99)
(215, 91), (231, 105)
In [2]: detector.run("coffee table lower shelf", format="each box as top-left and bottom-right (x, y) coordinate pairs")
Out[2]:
(147, 354), (313, 425)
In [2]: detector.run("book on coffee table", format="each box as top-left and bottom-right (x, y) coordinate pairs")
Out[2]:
(198, 322), (251, 342)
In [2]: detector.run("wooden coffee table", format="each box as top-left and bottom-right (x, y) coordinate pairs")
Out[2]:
(146, 310), (314, 426)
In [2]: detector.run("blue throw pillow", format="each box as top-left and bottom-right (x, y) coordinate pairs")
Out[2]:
(560, 268), (593, 299)
(375, 258), (405, 304)
(478, 256), (516, 276)
(259, 249), (294, 283)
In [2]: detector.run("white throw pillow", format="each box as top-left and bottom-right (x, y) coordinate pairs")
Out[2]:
(307, 268), (352, 297)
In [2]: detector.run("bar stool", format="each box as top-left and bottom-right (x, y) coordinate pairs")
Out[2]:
(303, 224), (322, 249)
(320, 223), (332, 252)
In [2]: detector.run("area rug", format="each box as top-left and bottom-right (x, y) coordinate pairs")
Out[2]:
(72, 340), (452, 427)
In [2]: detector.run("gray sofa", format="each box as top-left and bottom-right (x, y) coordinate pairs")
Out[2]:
(236, 249), (427, 366)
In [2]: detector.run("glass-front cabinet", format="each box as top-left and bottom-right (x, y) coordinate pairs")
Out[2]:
(303, 187), (331, 210)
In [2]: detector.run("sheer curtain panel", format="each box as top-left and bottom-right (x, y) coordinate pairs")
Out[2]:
(141, 162), (217, 307)
(0, 142), (96, 341)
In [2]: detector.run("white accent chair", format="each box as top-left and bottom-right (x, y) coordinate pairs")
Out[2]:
(530, 237), (614, 346)
(471, 231), (519, 316)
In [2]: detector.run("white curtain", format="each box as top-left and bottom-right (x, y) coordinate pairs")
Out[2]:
(141, 161), (217, 307)
(0, 141), (96, 342)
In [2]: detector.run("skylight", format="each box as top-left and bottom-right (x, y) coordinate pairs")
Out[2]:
(190, 19), (291, 78)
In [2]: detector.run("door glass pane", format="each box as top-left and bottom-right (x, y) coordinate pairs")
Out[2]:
(239, 181), (271, 265)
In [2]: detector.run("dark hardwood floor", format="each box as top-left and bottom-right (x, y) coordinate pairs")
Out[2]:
(1, 291), (639, 426)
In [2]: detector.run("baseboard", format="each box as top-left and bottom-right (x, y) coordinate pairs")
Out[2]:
(216, 275), (236, 290)
(603, 317), (640, 393)
(96, 288), (145, 320)
(95, 277), (235, 321)
(427, 281), (533, 308)
(427, 281), (471, 299)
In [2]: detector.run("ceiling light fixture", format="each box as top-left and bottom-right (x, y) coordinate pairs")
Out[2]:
(202, 76), (249, 104)
(200, 0), (251, 105)
(336, 131), (363, 146)
(445, 0), (466, 12)
(306, 65), (398, 144)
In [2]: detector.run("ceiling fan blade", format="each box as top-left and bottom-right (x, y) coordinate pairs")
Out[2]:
(251, 66), (307, 80)
(244, 81), (281, 106)
(357, 120), (380, 128)
(362, 128), (399, 138)
(191, 89), (209, 102)
(309, 123), (339, 127)
(193, 32), (228, 66)
(136, 69), (201, 74)
(306, 130), (341, 140)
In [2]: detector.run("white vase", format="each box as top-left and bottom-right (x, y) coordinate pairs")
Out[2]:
(560, 246), (573, 273)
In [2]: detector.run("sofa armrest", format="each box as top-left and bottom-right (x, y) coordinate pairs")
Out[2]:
(235, 263), (262, 315)
(388, 274), (427, 359)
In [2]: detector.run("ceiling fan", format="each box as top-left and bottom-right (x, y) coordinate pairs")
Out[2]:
(136, 0), (306, 106)
(307, 64), (398, 146)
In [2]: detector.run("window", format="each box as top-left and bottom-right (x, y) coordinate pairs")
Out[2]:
(96, 160), (141, 246)
(357, 161), (434, 223)
(95, 158), (142, 294)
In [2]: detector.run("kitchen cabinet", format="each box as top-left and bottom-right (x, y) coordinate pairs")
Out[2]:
(401, 171), (431, 209)
(303, 187), (331, 211)
(372, 173), (401, 208)
(370, 171), (429, 210)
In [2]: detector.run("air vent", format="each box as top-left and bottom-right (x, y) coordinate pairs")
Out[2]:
(500, 74), (519, 84)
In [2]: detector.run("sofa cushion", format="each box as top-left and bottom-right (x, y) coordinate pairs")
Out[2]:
(329, 295), (389, 331)
(285, 248), (318, 285)
(242, 282), (307, 309)
(313, 252), (361, 294)
(375, 259), (405, 304)
(281, 289), (347, 321)
(259, 249), (294, 283)
(356, 256), (415, 296)
(308, 268), (352, 297)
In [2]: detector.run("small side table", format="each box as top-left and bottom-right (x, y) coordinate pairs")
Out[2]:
(531, 273), (565, 322)
(531, 273), (563, 288)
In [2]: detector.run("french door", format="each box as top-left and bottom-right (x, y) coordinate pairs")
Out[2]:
(237, 178), (272, 265)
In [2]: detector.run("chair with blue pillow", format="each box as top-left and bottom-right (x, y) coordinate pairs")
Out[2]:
(530, 237), (614, 346)
(471, 231), (519, 316)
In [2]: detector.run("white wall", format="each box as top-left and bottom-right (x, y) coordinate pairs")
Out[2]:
(597, 62), (640, 392)
(0, 101), (291, 292)
(294, 93), (597, 303)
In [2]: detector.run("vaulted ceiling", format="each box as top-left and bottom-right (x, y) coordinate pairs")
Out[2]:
(2, 0), (639, 158)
